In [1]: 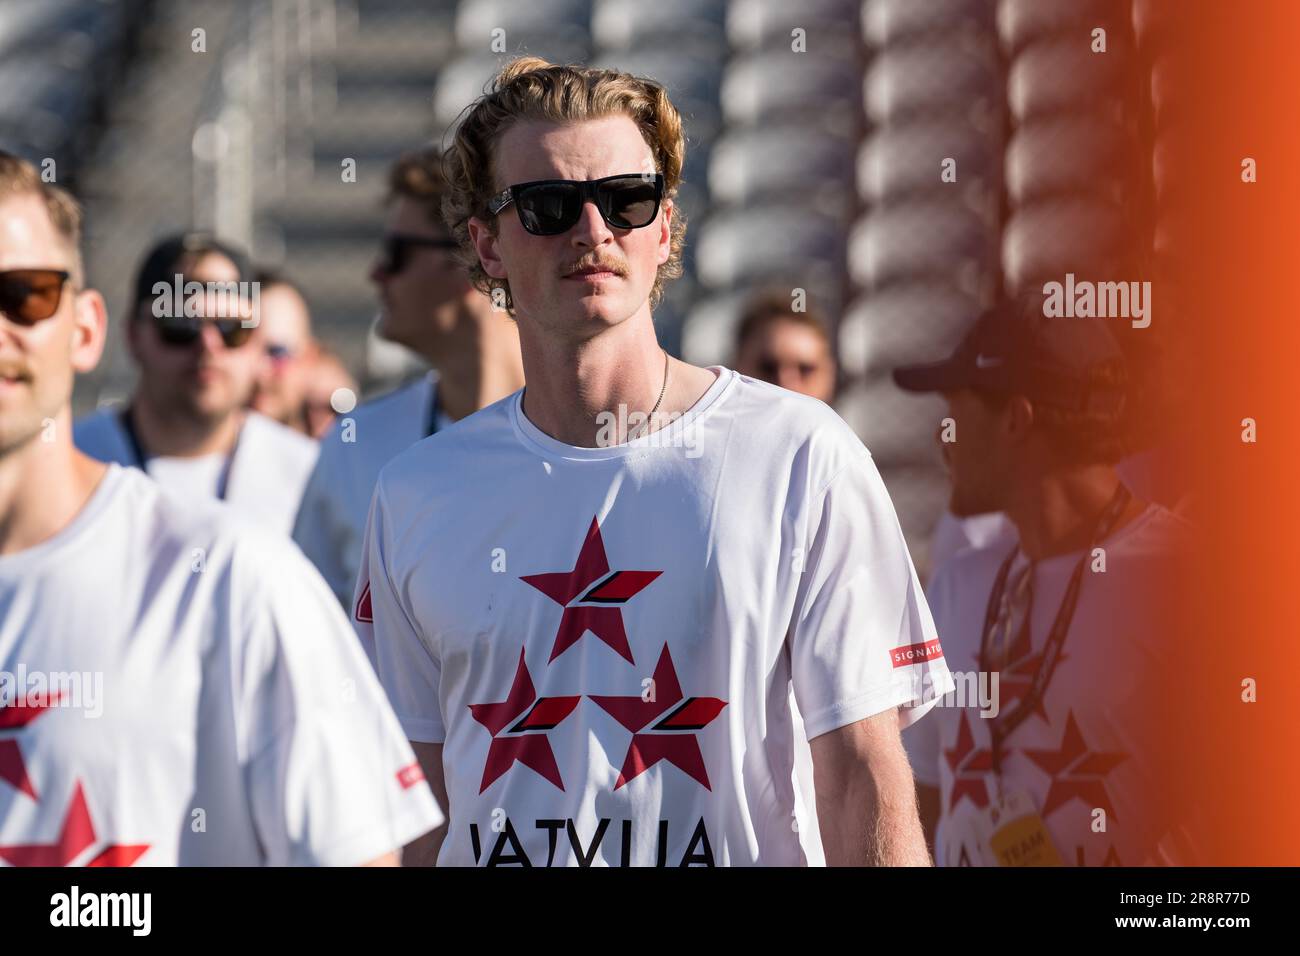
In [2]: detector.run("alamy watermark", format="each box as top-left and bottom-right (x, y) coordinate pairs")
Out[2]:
(896, 667), (1001, 718)
(595, 404), (702, 458)
(1042, 272), (1151, 328)
(0, 665), (103, 719)
(151, 274), (261, 327)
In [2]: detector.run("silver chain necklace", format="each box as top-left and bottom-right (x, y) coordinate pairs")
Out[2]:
(630, 348), (670, 440)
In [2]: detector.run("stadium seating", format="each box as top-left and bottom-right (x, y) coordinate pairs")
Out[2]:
(41, 0), (1164, 562)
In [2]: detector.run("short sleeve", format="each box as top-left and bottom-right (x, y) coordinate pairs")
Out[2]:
(789, 450), (955, 741)
(902, 560), (958, 787)
(355, 477), (446, 744)
(239, 538), (444, 866)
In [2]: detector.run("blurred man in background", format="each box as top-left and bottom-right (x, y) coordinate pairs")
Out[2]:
(894, 301), (1196, 866)
(293, 147), (524, 606)
(302, 344), (358, 439)
(0, 151), (441, 865)
(73, 232), (318, 536)
(249, 270), (320, 435)
(733, 289), (837, 403)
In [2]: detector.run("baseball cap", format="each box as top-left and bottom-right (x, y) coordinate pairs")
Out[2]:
(131, 232), (253, 317)
(891, 299), (1128, 414)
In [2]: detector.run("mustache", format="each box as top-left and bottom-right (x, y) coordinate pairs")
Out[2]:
(561, 256), (627, 277)
(0, 358), (32, 381)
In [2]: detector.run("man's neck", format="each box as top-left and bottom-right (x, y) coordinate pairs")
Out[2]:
(429, 310), (526, 423)
(0, 422), (107, 557)
(515, 306), (716, 447)
(1005, 465), (1147, 561)
(130, 394), (243, 459)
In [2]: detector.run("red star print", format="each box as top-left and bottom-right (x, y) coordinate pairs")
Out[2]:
(468, 648), (581, 793)
(0, 779), (149, 867)
(944, 712), (994, 811)
(1022, 711), (1127, 821)
(0, 691), (63, 800)
(520, 516), (662, 664)
(590, 644), (727, 790)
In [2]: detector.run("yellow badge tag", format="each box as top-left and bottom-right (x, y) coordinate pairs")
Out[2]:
(986, 789), (1064, 867)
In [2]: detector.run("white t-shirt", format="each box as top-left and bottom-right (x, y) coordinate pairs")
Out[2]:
(294, 374), (444, 606)
(0, 465), (442, 866)
(356, 367), (953, 867)
(905, 503), (1196, 866)
(74, 407), (318, 536)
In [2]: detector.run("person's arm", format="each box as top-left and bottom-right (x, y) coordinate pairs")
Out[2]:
(810, 708), (931, 866)
(402, 742), (448, 866)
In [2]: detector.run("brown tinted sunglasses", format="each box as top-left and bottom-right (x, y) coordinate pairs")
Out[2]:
(0, 269), (71, 324)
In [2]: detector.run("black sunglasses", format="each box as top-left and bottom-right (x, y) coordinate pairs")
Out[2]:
(380, 234), (459, 275)
(487, 173), (665, 237)
(0, 269), (71, 324)
(154, 314), (256, 349)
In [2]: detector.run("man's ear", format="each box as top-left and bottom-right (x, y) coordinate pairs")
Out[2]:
(1006, 394), (1036, 440)
(467, 217), (508, 280)
(656, 200), (673, 267)
(70, 288), (108, 374)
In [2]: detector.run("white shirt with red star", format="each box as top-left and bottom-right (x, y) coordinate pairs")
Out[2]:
(0, 464), (442, 866)
(904, 503), (1196, 866)
(356, 367), (953, 866)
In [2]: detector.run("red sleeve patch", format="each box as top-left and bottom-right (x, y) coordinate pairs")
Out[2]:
(396, 762), (425, 790)
(890, 638), (944, 668)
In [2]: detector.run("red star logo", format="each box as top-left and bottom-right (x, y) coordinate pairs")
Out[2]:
(1022, 711), (1127, 821)
(590, 644), (727, 790)
(520, 516), (661, 664)
(0, 780), (150, 867)
(0, 691), (63, 800)
(944, 712), (994, 811)
(468, 648), (581, 793)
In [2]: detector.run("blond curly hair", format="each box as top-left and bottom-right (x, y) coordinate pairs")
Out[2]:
(441, 57), (687, 314)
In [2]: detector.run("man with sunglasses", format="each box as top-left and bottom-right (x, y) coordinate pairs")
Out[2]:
(356, 59), (951, 867)
(0, 150), (442, 864)
(293, 148), (523, 606)
(74, 233), (318, 536)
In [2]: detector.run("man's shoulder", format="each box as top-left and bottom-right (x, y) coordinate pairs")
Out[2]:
(926, 538), (1012, 634)
(723, 370), (864, 452)
(104, 463), (246, 556)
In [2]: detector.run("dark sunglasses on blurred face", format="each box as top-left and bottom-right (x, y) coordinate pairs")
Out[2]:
(0, 269), (71, 324)
(487, 173), (664, 237)
(153, 314), (255, 349)
(379, 234), (459, 275)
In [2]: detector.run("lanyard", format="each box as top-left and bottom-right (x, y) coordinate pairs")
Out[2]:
(119, 408), (242, 502)
(978, 483), (1133, 775)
